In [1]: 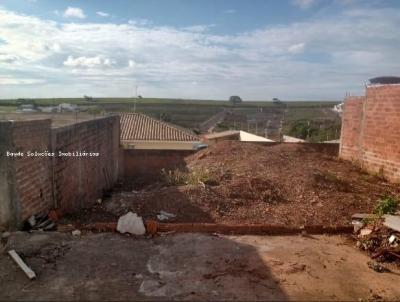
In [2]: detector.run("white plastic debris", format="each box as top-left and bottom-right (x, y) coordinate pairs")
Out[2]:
(27, 215), (36, 227)
(156, 210), (176, 222)
(1, 231), (11, 239)
(117, 212), (146, 235)
(72, 229), (81, 236)
(389, 234), (398, 245)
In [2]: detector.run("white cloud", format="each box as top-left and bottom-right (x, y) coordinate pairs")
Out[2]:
(63, 7), (85, 19)
(96, 11), (109, 17)
(63, 55), (113, 68)
(183, 25), (215, 33)
(128, 19), (152, 26)
(0, 6), (399, 99)
(292, 0), (317, 9)
(0, 76), (44, 85)
(128, 60), (136, 68)
(0, 54), (19, 64)
(288, 42), (306, 54)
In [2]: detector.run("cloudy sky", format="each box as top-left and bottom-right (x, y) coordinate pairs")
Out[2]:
(0, 0), (399, 100)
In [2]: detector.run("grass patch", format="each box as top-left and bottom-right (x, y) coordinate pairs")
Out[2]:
(373, 196), (399, 216)
(161, 167), (218, 186)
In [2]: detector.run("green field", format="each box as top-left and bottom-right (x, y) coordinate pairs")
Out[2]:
(0, 97), (341, 141)
(0, 97), (339, 107)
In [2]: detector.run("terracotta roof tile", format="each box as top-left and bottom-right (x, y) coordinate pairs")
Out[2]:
(120, 113), (199, 142)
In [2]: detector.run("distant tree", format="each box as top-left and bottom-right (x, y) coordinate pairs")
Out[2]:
(138, 95), (143, 99)
(273, 98), (285, 106)
(84, 95), (94, 102)
(229, 95), (242, 105)
(160, 112), (171, 122)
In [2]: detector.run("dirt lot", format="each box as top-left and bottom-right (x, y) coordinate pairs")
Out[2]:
(1, 232), (399, 301)
(67, 141), (399, 227)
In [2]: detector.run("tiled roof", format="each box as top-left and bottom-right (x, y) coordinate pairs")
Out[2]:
(120, 113), (199, 142)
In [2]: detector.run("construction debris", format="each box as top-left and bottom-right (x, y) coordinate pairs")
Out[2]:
(352, 220), (364, 233)
(354, 215), (400, 266)
(367, 261), (390, 273)
(157, 210), (176, 222)
(24, 213), (56, 231)
(389, 235), (398, 246)
(72, 230), (81, 236)
(360, 228), (373, 236)
(383, 215), (400, 232)
(8, 250), (36, 280)
(1, 232), (11, 239)
(117, 212), (146, 235)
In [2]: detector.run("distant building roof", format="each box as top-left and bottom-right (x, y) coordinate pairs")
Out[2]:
(204, 130), (239, 140)
(204, 130), (275, 142)
(283, 135), (306, 143)
(120, 113), (199, 142)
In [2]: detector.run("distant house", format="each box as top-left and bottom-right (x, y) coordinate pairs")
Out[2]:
(38, 106), (58, 113)
(203, 130), (275, 144)
(16, 104), (38, 113)
(120, 113), (201, 150)
(332, 103), (343, 114)
(58, 103), (78, 112)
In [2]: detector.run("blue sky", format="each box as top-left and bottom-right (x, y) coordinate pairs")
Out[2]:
(0, 0), (400, 100)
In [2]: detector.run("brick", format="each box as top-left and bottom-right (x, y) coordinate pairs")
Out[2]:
(340, 85), (400, 183)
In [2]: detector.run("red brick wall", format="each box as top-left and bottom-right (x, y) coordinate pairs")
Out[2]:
(340, 85), (400, 182)
(339, 96), (365, 162)
(123, 149), (195, 182)
(11, 120), (53, 221)
(53, 116), (120, 213)
(1, 116), (120, 229)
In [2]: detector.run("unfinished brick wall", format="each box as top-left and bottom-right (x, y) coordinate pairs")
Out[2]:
(13, 120), (54, 222)
(0, 119), (53, 229)
(340, 85), (400, 182)
(53, 116), (120, 213)
(339, 97), (365, 161)
(0, 116), (120, 230)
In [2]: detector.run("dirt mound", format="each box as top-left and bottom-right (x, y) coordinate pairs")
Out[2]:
(75, 141), (399, 227)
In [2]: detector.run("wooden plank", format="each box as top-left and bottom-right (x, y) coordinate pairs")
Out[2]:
(383, 215), (400, 232)
(8, 250), (36, 280)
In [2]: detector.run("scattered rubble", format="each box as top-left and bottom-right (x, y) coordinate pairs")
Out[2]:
(354, 212), (400, 267)
(71, 230), (81, 236)
(116, 212), (146, 235)
(24, 213), (56, 231)
(156, 210), (176, 222)
(360, 228), (373, 237)
(1, 232), (11, 239)
(367, 261), (390, 273)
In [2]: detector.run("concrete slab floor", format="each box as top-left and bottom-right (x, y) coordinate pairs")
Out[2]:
(0, 232), (399, 301)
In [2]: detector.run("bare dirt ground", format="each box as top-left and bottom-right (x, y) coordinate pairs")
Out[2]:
(1, 232), (399, 301)
(68, 141), (399, 227)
